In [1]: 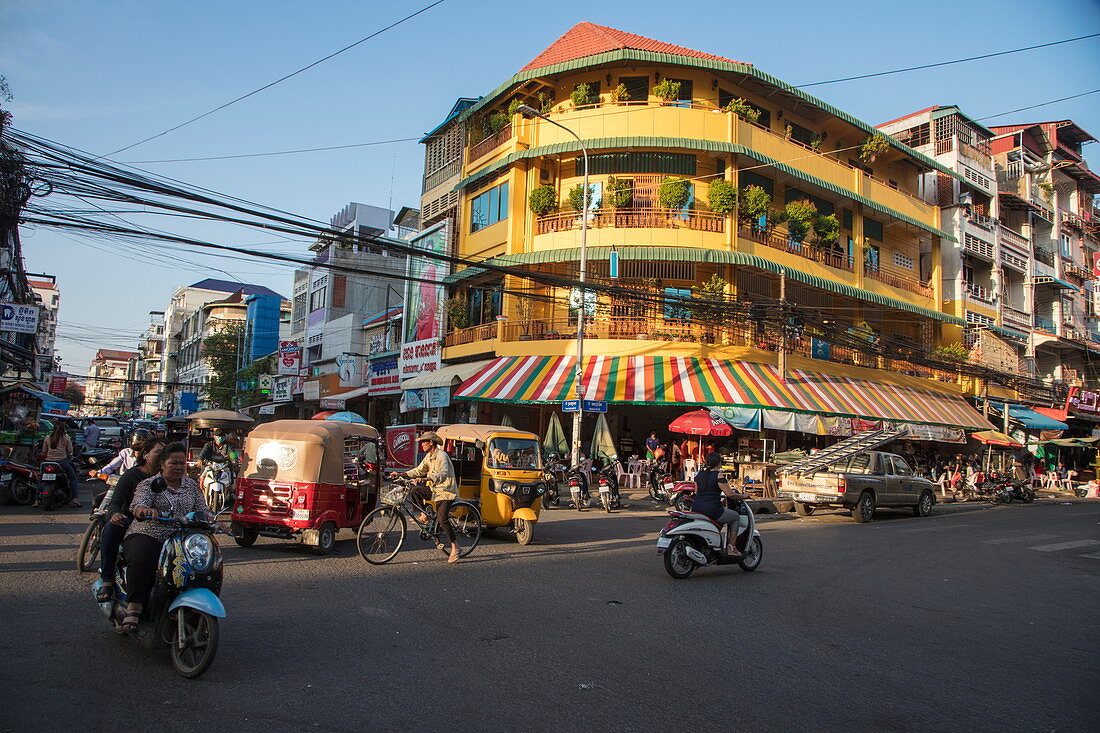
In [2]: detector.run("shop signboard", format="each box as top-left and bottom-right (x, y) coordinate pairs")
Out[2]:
(277, 340), (301, 375)
(1068, 386), (1100, 414)
(272, 377), (292, 403)
(0, 303), (39, 334)
(320, 397), (345, 410)
(337, 354), (360, 387)
(368, 356), (401, 396)
(384, 424), (438, 471)
(399, 221), (450, 380)
(303, 379), (321, 401)
(48, 374), (67, 395)
(258, 405), (276, 415)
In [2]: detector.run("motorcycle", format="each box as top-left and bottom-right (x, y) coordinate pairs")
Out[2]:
(37, 460), (75, 510)
(670, 481), (697, 512)
(594, 461), (621, 513)
(566, 466), (590, 511)
(657, 500), (763, 579)
(1003, 478), (1035, 504)
(647, 461), (676, 505)
(200, 457), (235, 516)
(542, 454), (567, 508)
(77, 473), (119, 573)
(91, 511), (225, 678)
(0, 458), (39, 506)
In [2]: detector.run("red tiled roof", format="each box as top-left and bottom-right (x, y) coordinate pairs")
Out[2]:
(520, 22), (742, 72)
(94, 349), (138, 362)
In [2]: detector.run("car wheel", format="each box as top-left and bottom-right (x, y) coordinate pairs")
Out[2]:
(794, 502), (815, 517)
(232, 525), (258, 548)
(313, 522), (337, 555)
(852, 491), (875, 523)
(914, 490), (934, 518)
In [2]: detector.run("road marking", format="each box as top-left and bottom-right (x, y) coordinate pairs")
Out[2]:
(1029, 539), (1100, 552)
(983, 533), (1059, 545)
(1080, 552), (1100, 560)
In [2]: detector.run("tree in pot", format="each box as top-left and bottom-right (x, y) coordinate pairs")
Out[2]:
(723, 98), (760, 123)
(570, 83), (593, 109)
(445, 294), (469, 332)
(658, 176), (690, 211)
(529, 184), (559, 217)
(489, 112), (509, 135)
(514, 293), (536, 339)
(605, 176), (633, 209)
(738, 184), (776, 231)
(567, 182), (599, 214)
(687, 273), (728, 342)
(653, 79), (681, 103)
(708, 179), (737, 216)
(609, 83), (628, 103)
(859, 134), (890, 164)
(784, 199), (817, 242)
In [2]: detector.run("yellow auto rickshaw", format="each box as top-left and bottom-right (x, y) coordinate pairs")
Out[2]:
(436, 424), (545, 545)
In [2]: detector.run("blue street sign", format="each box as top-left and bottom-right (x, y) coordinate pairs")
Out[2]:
(609, 250), (619, 279)
(582, 400), (608, 413)
(562, 400), (581, 412)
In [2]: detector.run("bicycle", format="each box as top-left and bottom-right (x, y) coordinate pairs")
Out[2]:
(77, 473), (118, 572)
(356, 477), (482, 565)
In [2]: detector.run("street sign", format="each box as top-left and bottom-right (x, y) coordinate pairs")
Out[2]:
(562, 400), (580, 412)
(258, 405), (276, 415)
(582, 400), (608, 413)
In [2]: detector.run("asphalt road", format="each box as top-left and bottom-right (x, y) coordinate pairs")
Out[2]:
(1, 484), (1097, 733)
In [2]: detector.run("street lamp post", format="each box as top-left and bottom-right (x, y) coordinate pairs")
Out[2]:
(517, 104), (589, 470)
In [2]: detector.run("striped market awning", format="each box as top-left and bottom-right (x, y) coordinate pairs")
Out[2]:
(455, 355), (993, 430)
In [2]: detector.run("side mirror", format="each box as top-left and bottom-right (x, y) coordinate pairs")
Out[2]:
(474, 439), (485, 450)
(151, 476), (168, 493)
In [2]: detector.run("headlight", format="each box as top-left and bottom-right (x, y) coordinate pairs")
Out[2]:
(183, 534), (214, 572)
(500, 482), (516, 495)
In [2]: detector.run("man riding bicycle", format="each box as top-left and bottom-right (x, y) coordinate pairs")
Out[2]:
(389, 432), (461, 563)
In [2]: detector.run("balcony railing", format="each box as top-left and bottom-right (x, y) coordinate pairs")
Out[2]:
(1035, 317), (1056, 333)
(738, 225), (854, 271)
(999, 226), (1029, 252)
(864, 263), (933, 297)
(1034, 247), (1055, 267)
(1002, 305), (1031, 330)
(443, 322), (497, 348)
(535, 208), (726, 235)
(468, 124), (512, 162)
(423, 159), (462, 193)
(966, 211), (997, 231)
(1065, 263), (1094, 281)
(964, 282), (994, 304)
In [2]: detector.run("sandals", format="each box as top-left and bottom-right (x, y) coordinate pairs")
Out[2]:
(95, 584), (114, 603)
(121, 613), (140, 632)
(448, 548), (461, 564)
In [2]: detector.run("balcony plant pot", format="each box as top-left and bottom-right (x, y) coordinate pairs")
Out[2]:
(518, 335), (533, 341)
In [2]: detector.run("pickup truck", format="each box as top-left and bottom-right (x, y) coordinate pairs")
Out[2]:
(778, 451), (936, 523)
(77, 417), (125, 447)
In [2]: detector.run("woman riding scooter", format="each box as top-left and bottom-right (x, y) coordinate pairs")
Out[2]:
(692, 452), (749, 558)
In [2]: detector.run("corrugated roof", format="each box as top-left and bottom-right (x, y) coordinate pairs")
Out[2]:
(520, 22), (742, 72)
(188, 278), (285, 299)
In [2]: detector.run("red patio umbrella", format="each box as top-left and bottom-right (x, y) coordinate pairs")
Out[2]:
(311, 411), (337, 420)
(668, 409), (733, 436)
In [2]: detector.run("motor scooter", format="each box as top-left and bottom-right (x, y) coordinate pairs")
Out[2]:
(91, 510), (225, 678)
(1004, 478), (1035, 503)
(37, 461), (74, 510)
(567, 466), (590, 511)
(656, 500), (763, 579)
(0, 458), (38, 506)
(199, 457), (235, 516)
(594, 460), (621, 512)
(542, 454), (566, 508)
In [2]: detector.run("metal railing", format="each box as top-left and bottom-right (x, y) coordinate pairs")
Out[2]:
(468, 124), (513, 162)
(443, 322), (497, 348)
(863, 262), (934, 297)
(1034, 247), (1055, 267)
(535, 208), (725, 235)
(1035, 317), (1056, 333)
(738, 225), (854, 271)
(422, 160), (463, 193)
(965, 282), (994, 304)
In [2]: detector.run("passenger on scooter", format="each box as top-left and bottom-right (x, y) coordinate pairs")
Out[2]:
(120, 442), (211, 631)
(199, 429), (237, 465)
(95, 437), (166, 603)
(43, 421), (80, 507)
(94, 429), (150, 478)
(692, 452), (749, 558)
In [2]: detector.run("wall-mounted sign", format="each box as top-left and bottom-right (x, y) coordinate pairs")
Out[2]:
(400, 221), (450, 380)
(272, 377), (292, 403)
(0, 303), (39, 334)
(277, 341), (301, 375)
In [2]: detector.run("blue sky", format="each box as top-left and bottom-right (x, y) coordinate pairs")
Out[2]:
(2, 0), (1099, 375)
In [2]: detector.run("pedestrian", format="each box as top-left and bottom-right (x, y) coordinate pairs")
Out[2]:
(43, 421), (80, 507)
(645, 431), (660, 461)
(391, 432), (461, 563)
(83, 420), (101, 450)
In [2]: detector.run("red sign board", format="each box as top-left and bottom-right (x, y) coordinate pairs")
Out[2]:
(1093, 252), (1100, 278)
(49, 375), (67, 395)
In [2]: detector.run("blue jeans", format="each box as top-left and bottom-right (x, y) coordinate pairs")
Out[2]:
(100, 519), (128, 583)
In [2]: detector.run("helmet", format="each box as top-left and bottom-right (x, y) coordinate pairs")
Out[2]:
(130, 429), (151, 447)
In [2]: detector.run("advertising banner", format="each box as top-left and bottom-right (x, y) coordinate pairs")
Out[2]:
(399, 221), (450, 380)
(0, 303), (39, 334)
(277, 340), (301, 376)
(48, 374), (67, 395)
(337, 354), (360, 387)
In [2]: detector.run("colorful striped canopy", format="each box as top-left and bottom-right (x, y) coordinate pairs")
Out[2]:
(455, 355), (993, 430)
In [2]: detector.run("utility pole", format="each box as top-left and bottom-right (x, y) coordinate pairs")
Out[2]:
(778, 269), (787, 382)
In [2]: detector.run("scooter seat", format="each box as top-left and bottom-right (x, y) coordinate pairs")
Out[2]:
(669, 510), (723, 528)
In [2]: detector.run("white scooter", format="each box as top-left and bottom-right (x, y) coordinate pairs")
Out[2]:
(656, 501), (763, 578)
(200, 457), (235, 516)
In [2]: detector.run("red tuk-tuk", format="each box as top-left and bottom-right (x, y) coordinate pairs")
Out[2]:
(231, 419), (382, 555)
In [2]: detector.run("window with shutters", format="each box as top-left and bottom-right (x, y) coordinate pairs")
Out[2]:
(331, 275), (346, 309)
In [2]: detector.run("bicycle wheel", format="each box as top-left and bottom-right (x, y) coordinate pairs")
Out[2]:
(446, 501), (482, 558)
(356, 507), (407, 565)
(77, 519), (103, 572)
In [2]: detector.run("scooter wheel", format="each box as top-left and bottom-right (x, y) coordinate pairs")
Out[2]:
(77, 519), (103, 572)
(170, 608), (219, 679)
(663, 537), (696, 579)
(738, 536), (763, 572)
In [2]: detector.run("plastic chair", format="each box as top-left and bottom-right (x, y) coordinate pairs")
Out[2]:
(614, 461), (642, 490)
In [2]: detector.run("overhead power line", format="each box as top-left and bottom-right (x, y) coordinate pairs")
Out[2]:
(798, 32), (1100, 87)
(974, 89), (1100, 121)
(106, 0), (448, 156)
(121, 137), (420, 164)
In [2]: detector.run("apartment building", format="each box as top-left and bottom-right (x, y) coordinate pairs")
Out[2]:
(86, 348), (138, 415)
(28, 275), (60, 382)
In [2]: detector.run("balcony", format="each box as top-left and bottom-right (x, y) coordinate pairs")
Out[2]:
(423, 159), (463, 193)
(468, 123), (513, 163)
(1034, 247), (1055, 267)
(864, 262), (933, 297)
(1001, 250), (1027, 271)
(535, 208), (725, 236)
(998, 225), (1029, 253)
(443, 322), (497, 348)
(1064, 263), (1094, 281)
(1035, 317), (1057, 333)
(1002, 305), (1031, 331)
(966, 211), (997, 231)
(738, 225), (853, 271)
(964, 282), (995, 305)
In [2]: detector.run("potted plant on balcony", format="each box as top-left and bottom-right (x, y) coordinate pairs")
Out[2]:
(859, 134), (890, 164)
(723, 98), (760, 123)
(784, 199), (817, 243)
(812, 213), (840, 246)
(489, 112), (509, 135)
(708, 179), (737, 216)
(653, 79), (681, 104)
(571, 83), (594, 109)
(610, 83), (628, 104)
(514, 294), (536, 340)
(738, 184), (774, 232)
(445, 294), (469, 332)
(567, 182), (600, 216)
(507, 98), (522, 117)
(658, 176), (690, 212)
(529, 184), (559, 217)
(932, 343), (969, 364)
(537, 90), (554, 113)
(1037, 180), (1054, 201)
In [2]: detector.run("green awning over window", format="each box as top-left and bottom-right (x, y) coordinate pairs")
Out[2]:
(455, 137), (954, 241)
(448, 246), (964, 325)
